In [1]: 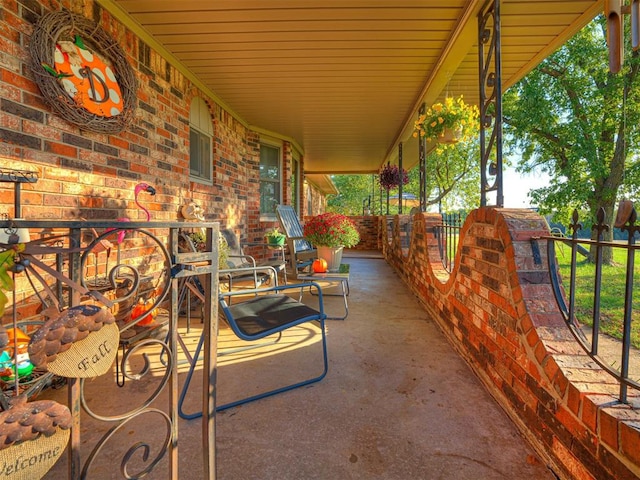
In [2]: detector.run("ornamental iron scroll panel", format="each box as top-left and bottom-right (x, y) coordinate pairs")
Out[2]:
(0, 219), (218, 479)
(543, 208), (640, 404)
(418, 103), (427, 212)
(478, 0), (504, 207)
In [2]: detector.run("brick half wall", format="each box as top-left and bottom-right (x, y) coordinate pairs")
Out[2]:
(381, 207), (640, 480)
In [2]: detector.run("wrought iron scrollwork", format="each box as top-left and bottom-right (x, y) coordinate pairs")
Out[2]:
(0, 220), (217, 479)
(478, 0), (504, 207)
(80, 409), (172, 479)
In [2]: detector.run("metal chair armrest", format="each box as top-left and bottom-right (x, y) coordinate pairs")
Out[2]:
(227, 254), (257, 267)
(219, 265), (279, 287)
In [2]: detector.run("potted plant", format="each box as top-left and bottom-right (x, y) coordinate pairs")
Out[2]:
(303, 213), (360, 272)
(182, 230), (230, 270)
(378, 162), (409, 191)
(264, 227), (286, 246)
(413, 95), (479, 145)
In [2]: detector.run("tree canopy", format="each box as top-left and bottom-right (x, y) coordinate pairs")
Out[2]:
(503, 15), (640, 227)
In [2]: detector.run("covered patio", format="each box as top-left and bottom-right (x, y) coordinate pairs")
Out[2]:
(40, 253), (554, 479)
(2, 1), (640, 479)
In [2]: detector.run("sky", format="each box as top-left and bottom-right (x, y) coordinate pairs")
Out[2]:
(501, 165), (551, 208)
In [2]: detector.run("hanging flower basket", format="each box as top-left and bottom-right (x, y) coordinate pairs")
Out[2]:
(378, 163), (409, 191)
(413, 95), (479, 146)
(439, 127), (462, 144)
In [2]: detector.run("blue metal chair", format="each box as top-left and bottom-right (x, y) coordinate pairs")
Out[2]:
(178, 279), (328, 419)
(276, 205), (316, 279)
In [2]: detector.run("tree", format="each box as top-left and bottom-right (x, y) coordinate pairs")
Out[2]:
(423, 140), (480, 211)
(502, 15), (640, 262)
(326, 174), (377, 215)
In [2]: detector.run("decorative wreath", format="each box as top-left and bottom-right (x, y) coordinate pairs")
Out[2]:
(29, 10), (137, 134)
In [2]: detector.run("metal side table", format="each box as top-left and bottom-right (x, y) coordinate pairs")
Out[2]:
(297, 264), (350, 320)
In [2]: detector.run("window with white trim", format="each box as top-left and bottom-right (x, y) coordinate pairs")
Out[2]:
(189, 97), (212, 182)
(259, 143), (281, 219)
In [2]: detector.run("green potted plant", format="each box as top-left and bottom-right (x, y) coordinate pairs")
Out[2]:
(413, 95), (479, 145)
(264, 227), (286, 246)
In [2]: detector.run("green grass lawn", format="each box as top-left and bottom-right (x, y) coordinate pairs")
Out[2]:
(554, 242), (640, 350)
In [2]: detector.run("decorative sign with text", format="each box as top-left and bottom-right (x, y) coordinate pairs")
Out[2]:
(0, 398), (71, 480)
(28, 305), (118, 378)
(45, 322), (119, 378)
(0, 429), (69, 480)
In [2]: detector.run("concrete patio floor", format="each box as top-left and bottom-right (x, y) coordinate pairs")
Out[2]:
(41, 252), (556, 479)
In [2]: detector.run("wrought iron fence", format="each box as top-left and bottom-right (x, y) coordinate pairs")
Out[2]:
(541, 207), (640, 403)
(434, 213), (465, 273)
(0, 218), (219, 479)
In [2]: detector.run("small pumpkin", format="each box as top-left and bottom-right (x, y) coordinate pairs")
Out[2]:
(313, 258), (328, 273)
(131, 298), (157, 326)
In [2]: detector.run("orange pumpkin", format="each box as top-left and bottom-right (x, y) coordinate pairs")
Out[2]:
(131, 299), (157, 326)
(313, 258), (328, 273)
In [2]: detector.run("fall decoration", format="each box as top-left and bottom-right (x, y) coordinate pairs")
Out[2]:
(312, 258), (328, 273)
(0, 396), (72, 450)
(28, 304), (116, 370)
(0, 396), (71, 479)
(29, 10), (137, 134)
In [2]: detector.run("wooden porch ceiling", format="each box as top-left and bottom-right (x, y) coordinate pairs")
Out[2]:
(102, 0), (603, 174)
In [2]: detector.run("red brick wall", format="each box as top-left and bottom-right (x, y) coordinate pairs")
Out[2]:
(0, 0), (295, 255)
(304, 183), (326, 216)
(347, 215), (378, 250)
(381, 208), (640, 480)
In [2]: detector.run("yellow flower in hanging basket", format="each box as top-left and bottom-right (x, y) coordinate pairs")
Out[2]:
(413, 95), (480, 146)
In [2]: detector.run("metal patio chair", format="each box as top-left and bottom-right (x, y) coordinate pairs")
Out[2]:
(276, 205), (317, 279)
(178, 276), (328, 418)
(178, 229), (282, 309)
(220, 228), (287, 289)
